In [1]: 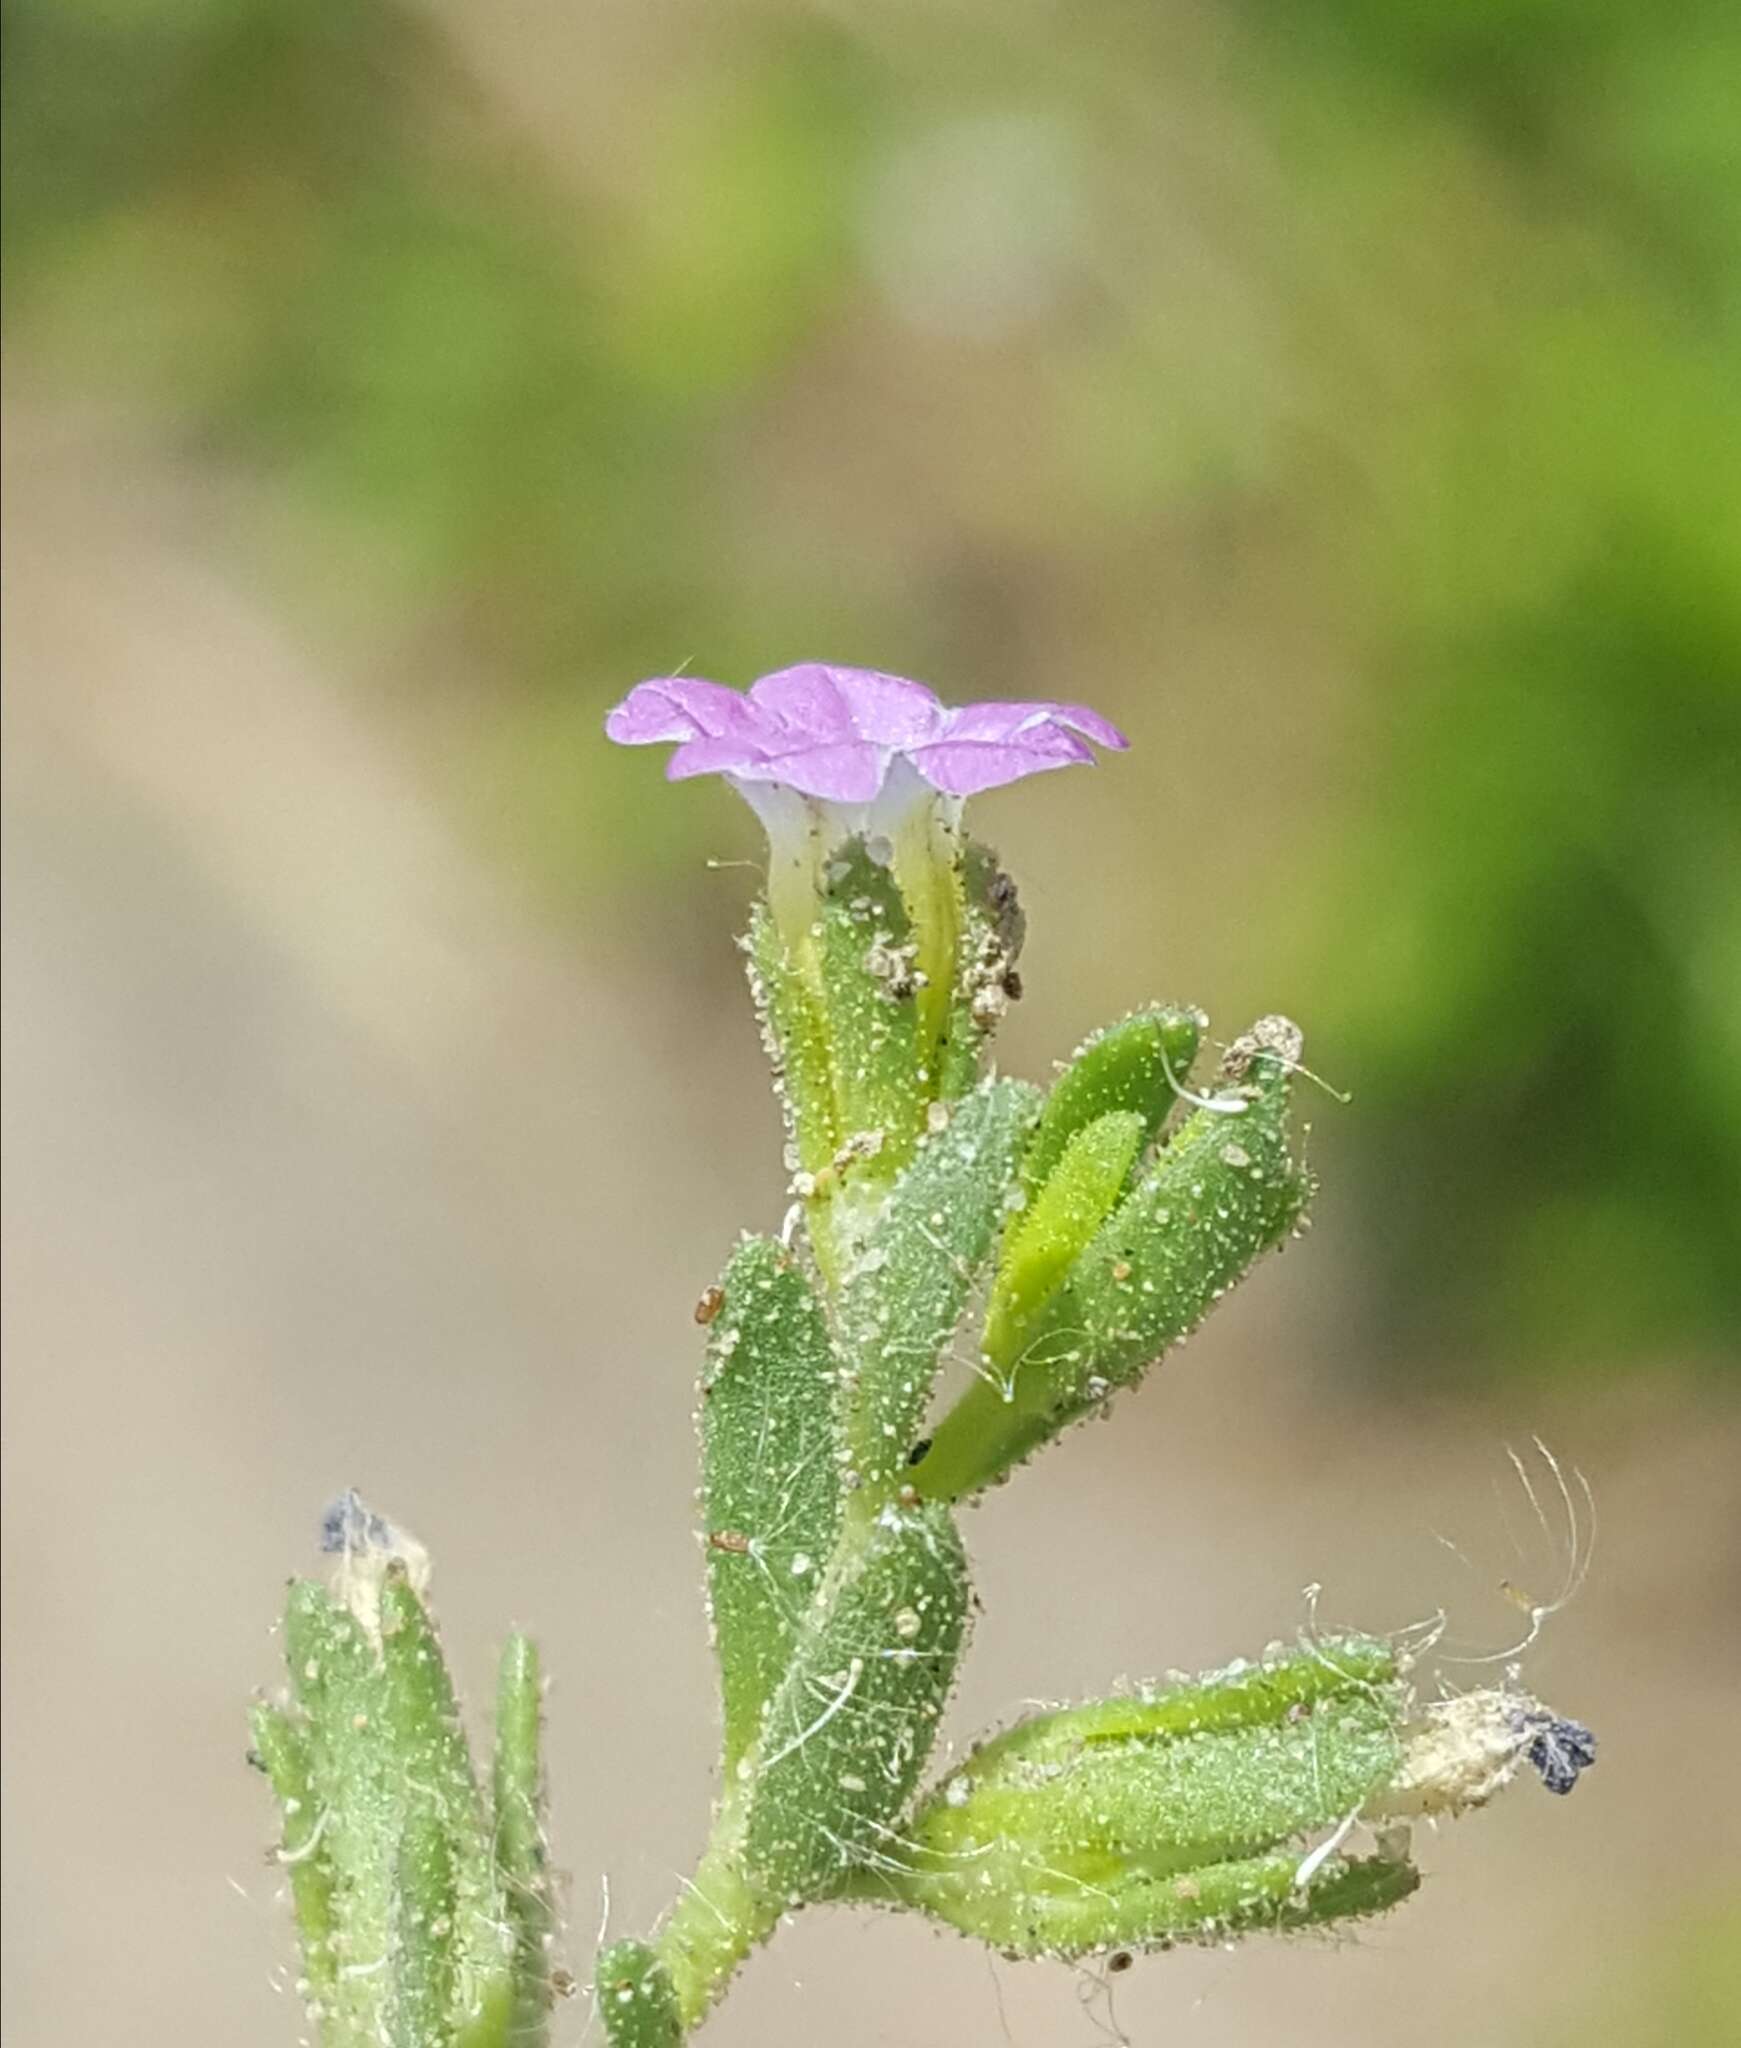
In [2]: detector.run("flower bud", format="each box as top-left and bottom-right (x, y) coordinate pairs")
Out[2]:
(916, 1021), (1309, 1499)
(876, 1637), (1416, 1956)
(595, 1940), (683, 2048)
(251, 1506), (553, 2046)
(1019, 1006), (1205, 1201)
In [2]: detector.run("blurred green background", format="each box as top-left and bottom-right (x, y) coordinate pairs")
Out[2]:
(4, 4), (1738, 2044)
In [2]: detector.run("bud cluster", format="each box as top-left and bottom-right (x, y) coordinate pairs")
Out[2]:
(250, 1497), (556, 2048)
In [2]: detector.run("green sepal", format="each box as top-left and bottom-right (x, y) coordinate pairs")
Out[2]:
(834, 1078), (1041, 1502)
(595, 1939), (684, 2048)
(1020, 1006), (1204, 1201)
(284, 1579), (397, 2041)
(935, 841), (1026, 1098)
(983, 1110), (1146, 1372)
(742, 1503), (971, 1904)
(875, 1845), (1418, 1955)
(917, 1037), (1307, 1499)
(250, 1697), (340, 2015)
(700, 1236), (845, 1767)
(876, 1636), (1414, 1957)
(746, 902), (839, 1179)
(747, 840), (949, 1205)
(390, 1807), (457, 2048)
(492, 1633), (554, 2044)
(377, 1568), (514, 2043)
(813, 839), (926, 1169)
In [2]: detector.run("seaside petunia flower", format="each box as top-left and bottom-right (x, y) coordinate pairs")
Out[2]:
(607, 665), (1129, 1227)
(607, 664), (1126, 939)
(604, 662), (1127, 809)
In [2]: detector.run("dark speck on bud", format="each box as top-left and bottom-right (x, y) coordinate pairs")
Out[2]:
(1521, 1712), (1597, 1795)
(1220, 1014), (1304, 1079)
(321, 1488), (394, 1555)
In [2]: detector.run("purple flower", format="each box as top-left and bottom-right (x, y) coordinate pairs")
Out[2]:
(605, 664), (1127, 805)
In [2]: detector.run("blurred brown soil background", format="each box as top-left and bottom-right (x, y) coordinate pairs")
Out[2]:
(4, 403), (1739, 2046)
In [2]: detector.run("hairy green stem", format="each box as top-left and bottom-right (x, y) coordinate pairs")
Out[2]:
(654, 1787), (777, 2030)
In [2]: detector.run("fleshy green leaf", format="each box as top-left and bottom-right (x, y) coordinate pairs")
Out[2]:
(834, 1078), (1040, 1502)
(743, 1503), (970, 1903)
(700, 1236), (844, 1767)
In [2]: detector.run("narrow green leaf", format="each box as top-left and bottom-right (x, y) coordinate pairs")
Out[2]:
(917, 1040), (1306, 1498)
(701, 1237), (844, 1768)
(492, 1634), (553, 2048)
(743, 1503), (970, 1903)
(835, 1078), (1040, 1502)
(596, 1939), (684, 2048)
(983, 1110), (1146, 1370)
(250, 1698), (340, 2017)
(1020, 1006), (1204, 1200)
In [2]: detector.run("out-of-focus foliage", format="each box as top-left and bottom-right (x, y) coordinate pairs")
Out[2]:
(1258, 1), (1741, 1376)
(5, 0), (1736, 1380)
(1552, 1900), (1741, 2048)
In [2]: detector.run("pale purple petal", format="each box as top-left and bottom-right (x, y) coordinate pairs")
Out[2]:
(663, 733), (781, 781)
(607, 663), (1125, 807)
(831, 670), (947, 749)
(746, 665), (856, 741)
(605, 676), (760, 744)
(938, 700), (1129, 751)
(748, 664), (948, 750)
(910, 730), (1096, 797)
(667, 728), (887, 802)
(1043, 701), (1128, 750)
(730, 740), (887, 803)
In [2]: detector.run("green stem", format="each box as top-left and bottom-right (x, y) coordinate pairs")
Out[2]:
(654, 1787), (778, 2031)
